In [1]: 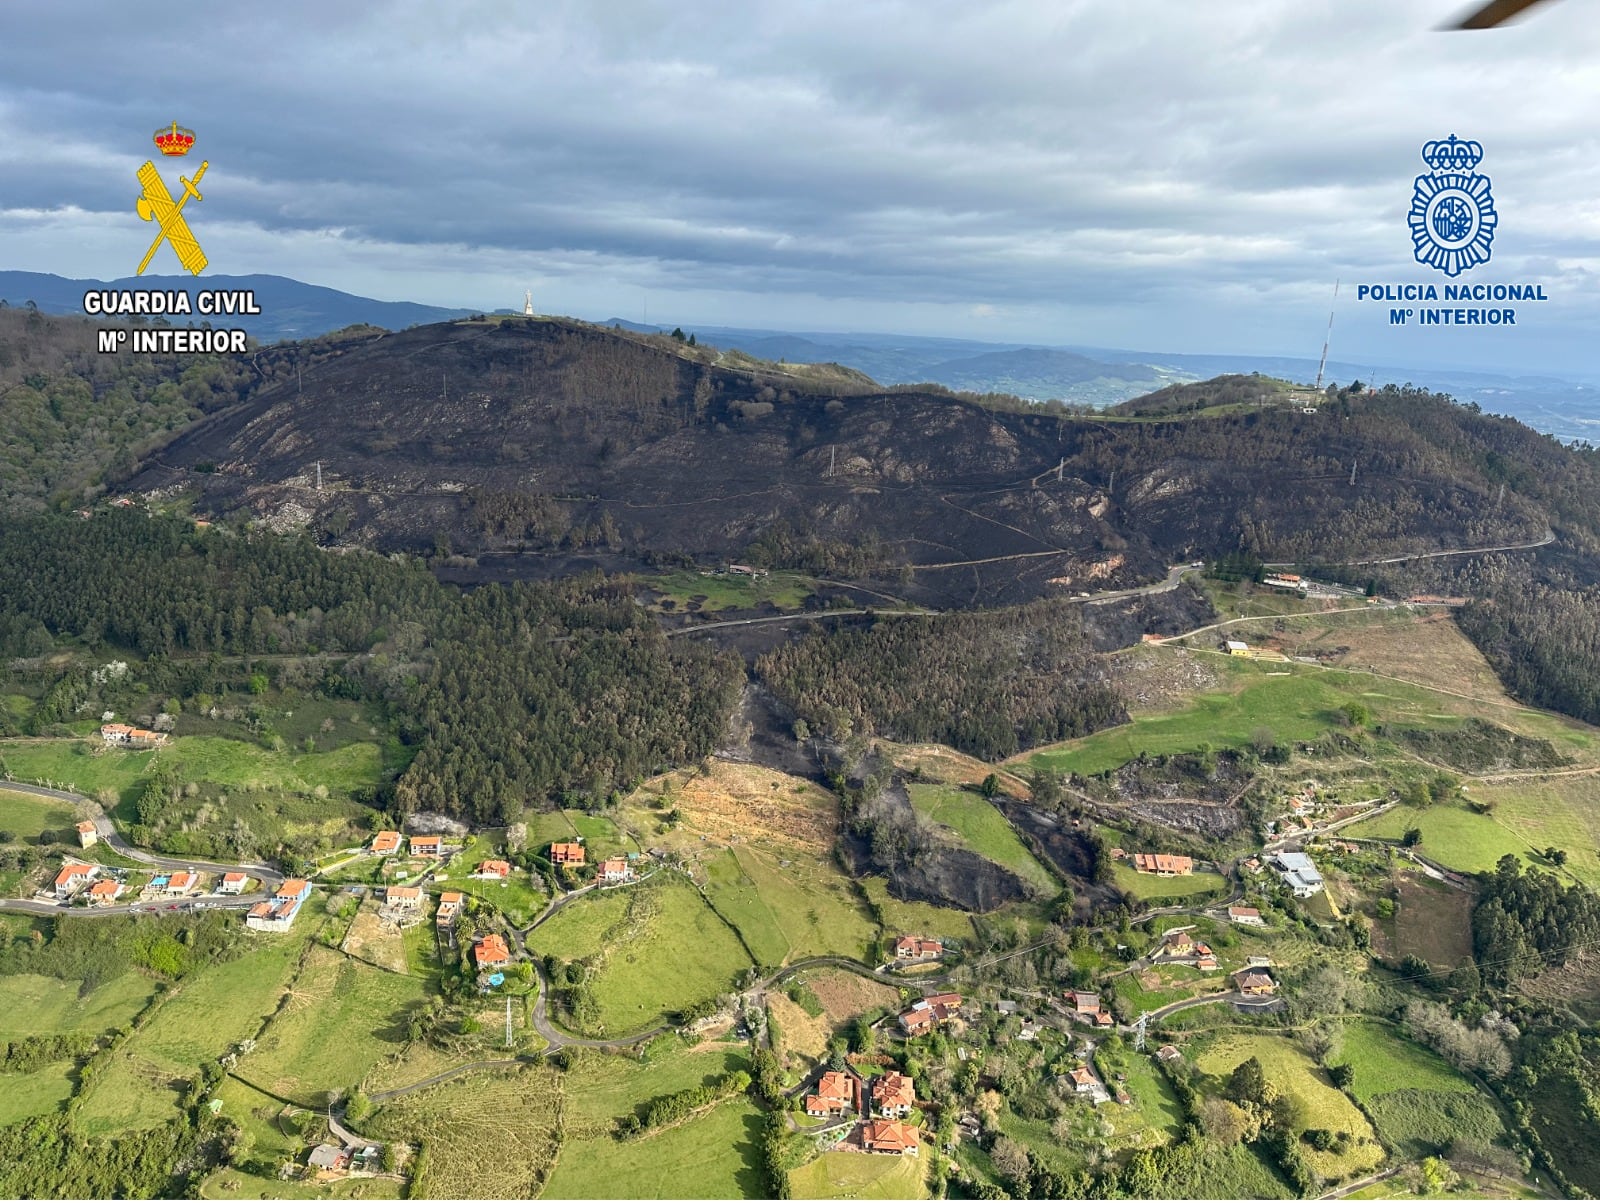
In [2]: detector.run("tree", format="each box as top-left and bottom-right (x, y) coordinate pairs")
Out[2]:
(1199, 1096), (1259, 1144)
(1227, 1056), (1269, 1107)
(670, 327), (686, 342)
(1328, 1063), (1355, 1089)
(979, 773), (1000, 799)
(1545, 846), (1568, 867)
(1250, 726), (1278, 754)
(1401, 827), (1423, 848)
(1339, 701), (1371, 728)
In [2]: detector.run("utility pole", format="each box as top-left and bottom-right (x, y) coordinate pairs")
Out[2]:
(505, 996), (513, 1049)
(1057, 457), (1065, 483)
(828, 446), (836, 478)
(315, 460), (322, 491)
(1349, 461), (1357, 486)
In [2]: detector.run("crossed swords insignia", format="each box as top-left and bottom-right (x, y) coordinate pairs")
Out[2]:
(135, 158), (209, 275)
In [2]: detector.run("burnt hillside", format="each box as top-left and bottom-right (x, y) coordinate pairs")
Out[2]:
(126, 316), (1563, 608)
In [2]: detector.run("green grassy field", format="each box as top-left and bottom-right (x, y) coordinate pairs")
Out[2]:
(0, 971), (155, 1041)
(907, 785), (1057, 894)
(703, 846), (880, 968)
(646, 569), (815, 614)
(0, 1062), (77, 1126)
(561, 1039), (749, 1130)
(524, 809), (630, 861)
(788, 1149), (928, 1200)
(1021, 663), (1456, 776)
(1194, 1033), (1385, 1181)
(1337, 1019), (1478, 1101)
(528, 889), (632, 962)
(584, 880), (754, 1035)
(1471, 776), (1600, 888)
(1348, 804), (1536, 878)
(246, 946), (430, 1105)
(542, 1096), (767, 1199)
(1112, 863), (1230, 901)
(858, 877), (976, 945)
(0, 786), (76, 839)
(73, 922), (315, 1135)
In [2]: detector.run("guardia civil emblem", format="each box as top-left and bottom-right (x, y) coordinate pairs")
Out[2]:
(1408, 135), (1496, 277)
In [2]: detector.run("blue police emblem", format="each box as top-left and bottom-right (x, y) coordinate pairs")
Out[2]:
(1408, 136), (1496, 277)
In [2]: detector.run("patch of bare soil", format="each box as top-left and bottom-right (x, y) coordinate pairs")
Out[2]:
(341, 908), (408, 974)
(1371, 870), (1474, 970)
(667, 759), (840, 855)
(1520, 950), (1600, 1021)
(808, 970), (901, 1025)
(768, 992), (830, 1064)
(1110, 647), (1223, 713)
(884, 741), (1031, 797)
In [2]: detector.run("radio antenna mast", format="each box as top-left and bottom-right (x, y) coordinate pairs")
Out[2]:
(1315, 280), (1340, 391)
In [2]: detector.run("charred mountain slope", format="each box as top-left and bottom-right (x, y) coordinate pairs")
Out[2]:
(127, 317), (1569, 608)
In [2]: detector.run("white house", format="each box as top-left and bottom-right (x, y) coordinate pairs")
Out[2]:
(1271, 851), (1325, 898)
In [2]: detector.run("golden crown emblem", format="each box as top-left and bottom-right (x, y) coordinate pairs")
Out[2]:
(153, 122), (196, 157)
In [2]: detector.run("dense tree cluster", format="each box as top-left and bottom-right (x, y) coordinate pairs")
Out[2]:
(758, 601), (1125, 759)
(0, 512), (741, 821)
(1473, 855), (1600, 985)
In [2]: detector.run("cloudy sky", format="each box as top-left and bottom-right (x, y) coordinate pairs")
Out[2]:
(3, 0), (1598, 374)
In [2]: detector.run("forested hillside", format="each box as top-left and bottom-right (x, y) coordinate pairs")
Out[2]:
(0, 511), (741, 822)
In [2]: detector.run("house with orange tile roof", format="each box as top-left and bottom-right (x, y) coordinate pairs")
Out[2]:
(370, 831), (402, 856)
(1233, 968), (1277, 996)
(1133, 852), (1193, 876)
(435, 891), (464, 927)
(898, 992), (962, 1035)
(217, 872), (249, 895)
(804, 1069), (860, 1117)
(76, 821), (98, 848)
(893, 936), (944, 961)
(549, 842), (585, 866)
(1067, 1066), (1098, 1093)
(246, 878), (311, 932)
(597, 856), (632, 884)
(473, 933), (512, 970)
(1228, 905), (1266, 927)
(385, 885), (424, 910)
(860, 1119), (920, 1155)
(98, 722), (167, 748)
(54, 862), (96, 899)
(871, 1071), (916, 1118)
(473, 859), (512, 880)
(162, 870), (198, 896)
(86, 879), (123, 906)
(409, 835), (443, 859)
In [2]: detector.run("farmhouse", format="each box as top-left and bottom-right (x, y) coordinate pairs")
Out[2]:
(99, 722), (169, 748)
(1067, 1066), (1098, 1094)
(54, 862), (96, 899)
(76, 821), (98, 848)
(860, 1119), (920, 1156)
(217, 872), (249, 895)
(1065, 990), (1100, 1016)
(247, 878), (311, 932)
(307, 1144), (351, 1174)
(872, 1071), (916, 1118)
(1262, 573), (1304, 592)
(408, 835), (443, 859)
(1271, 851), (1325, 897)
(384, 885), (424, 911)
(1155, 1045), (1183, 1064)
(1228, 905), (1266, 926)
(435, 891), (463, 926)
(473, 859), (512, 881)
(1133, 852), (1193, 876)
(596, 856), (632, 884)
(1159, 929), (1195, 954)
(893, 935), (944, 961)
(1233, 968), (1277, 996)
(804, 1069), (860, 1117)
(86, 879), (123, 906)
(370, 831), (402, 856)
(898, 992), (962, 1035)
(549, 842), (585, 866)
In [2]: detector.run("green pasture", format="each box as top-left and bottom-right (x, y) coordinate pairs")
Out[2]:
(1193, 1032), (1384, 1181)
(528, 889), (632, 962)
(1021, 664), (1455, 776)
(247, 946), (431, 1106)
(646, 568), (815, 614)
(0, 971), (155, 1041)
(789, 1149), (928, 1199)
(1348, 804), (1534, 878)
(1112, 863), (1229, 901)
(907, 784), (1057, 894)
(0, 1063), (78, 1126)
(704, 846), (880, 968)
(585, 880), (753, 1035)
(73, 920), (314, 1135)
(541, 1096), (767, 1199)
(562, 1039), (749, 1128)
(0, 787), (76, 839)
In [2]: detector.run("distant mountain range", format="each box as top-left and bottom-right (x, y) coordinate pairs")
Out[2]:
(0, 271), (477, 342)
(4, 270), (1594, 441)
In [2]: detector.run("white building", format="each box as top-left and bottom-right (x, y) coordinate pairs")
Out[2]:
(1271, 851), (1325, 898)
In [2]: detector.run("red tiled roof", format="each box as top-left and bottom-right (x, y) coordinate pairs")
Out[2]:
(1229, 906), (1261, 918)
(277, 878), (309, 897)
(88, 880), (119, 897)
(76, 821), (97, 834)
(861, 1119), (919, 1154)
(550, 842), (585, 864)
(477, 859), (511, 877)
(894, 936), (944, 958)
(1134, 852), (1194, 874)
(371, 831), (402, 853)
(872, 1071), (916, 1110)
(473, 933), (512, 968)
(55, 863), (93, 887)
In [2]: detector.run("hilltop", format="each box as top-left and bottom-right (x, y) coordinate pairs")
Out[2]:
(120, 315), (1591, 613)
